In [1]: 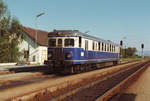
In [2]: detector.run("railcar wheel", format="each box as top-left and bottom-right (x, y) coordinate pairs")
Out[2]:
(113, 61), (118, 65)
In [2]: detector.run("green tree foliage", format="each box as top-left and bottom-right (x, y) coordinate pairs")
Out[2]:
(9, 18), (24, 62)
(121, 47), (137, 58)
(0, 0), (24, 62)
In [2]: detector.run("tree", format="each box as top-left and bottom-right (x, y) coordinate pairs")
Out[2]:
(9, 18), (24, 62)
(0, 0), (10, 62)
(0, 0), (24, 62)
(122, 47), (137, 58)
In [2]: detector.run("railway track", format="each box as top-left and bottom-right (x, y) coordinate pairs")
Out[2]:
(0, 60), (148, 101)
(50, 60), (150, 101)
(0, 59), (140, 76)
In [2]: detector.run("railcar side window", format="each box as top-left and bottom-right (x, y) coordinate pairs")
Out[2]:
(102, 42), (104, 51)
(93, 42), (94, 50)
(112, 45), (114, 52)
(113, 46), (115, 52)
(98, 42), (101, 51)
(79, 37), (82, 47)
(105, 44), (107, 51)
(58, 39), (62, 47)
(49, 39), (56, 47)
(85, 40), (88, 50)
(110, 44), (112, 52)
(96, 43), (97, 50)
(107, 44), (109, 52)
(65, 39), (74, 47)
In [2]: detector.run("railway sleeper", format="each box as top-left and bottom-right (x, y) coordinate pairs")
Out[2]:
(53, 60), (150, 101)
(8, 60), (149, 101)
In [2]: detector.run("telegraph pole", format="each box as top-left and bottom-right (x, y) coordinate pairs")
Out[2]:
(123, 37), (127, 58)
(141, 43), (144, 60)
(120, 40), (123, 62)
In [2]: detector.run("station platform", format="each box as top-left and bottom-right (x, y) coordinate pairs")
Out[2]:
(0, 64), (45, 71)
(118, 66), (150, 101)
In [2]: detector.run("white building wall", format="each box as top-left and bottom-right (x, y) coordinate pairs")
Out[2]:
(18, 34), (47, 64)
(18, 39), (28, 61)
(37, 46), (47, 64)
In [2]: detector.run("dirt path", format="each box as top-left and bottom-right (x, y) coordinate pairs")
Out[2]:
(119, 66), (150, 101)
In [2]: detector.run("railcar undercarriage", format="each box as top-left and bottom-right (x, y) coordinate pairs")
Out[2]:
(49, 61), (119, 74)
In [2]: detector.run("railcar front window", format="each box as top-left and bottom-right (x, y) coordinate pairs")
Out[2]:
(65, 39), (74, 47)
(49, 39), (56, 47)
(58, 39), (62, 47)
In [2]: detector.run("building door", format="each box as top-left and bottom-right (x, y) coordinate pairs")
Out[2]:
(41, 49), (47, 64)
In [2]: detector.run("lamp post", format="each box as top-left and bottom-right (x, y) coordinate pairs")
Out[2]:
(85, 31), (90, 34)
(35, 12), (45, 48)
(34, 12), (45, 63)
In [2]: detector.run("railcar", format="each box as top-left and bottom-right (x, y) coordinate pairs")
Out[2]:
(44, 30), (120, 73)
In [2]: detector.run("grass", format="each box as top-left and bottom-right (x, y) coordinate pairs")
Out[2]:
(121, 57), (144, 62)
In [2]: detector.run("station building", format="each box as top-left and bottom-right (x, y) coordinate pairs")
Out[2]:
(18, 26), (48, 64)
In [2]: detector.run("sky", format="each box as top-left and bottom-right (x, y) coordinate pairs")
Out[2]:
(4, 0), (150, 51)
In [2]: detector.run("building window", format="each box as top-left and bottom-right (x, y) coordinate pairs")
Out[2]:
(33, 55), (36, 62)
(24, 50), (29, 58)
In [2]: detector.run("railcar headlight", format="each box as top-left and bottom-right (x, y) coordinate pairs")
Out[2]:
(66, 51), (72, 58)
(81, 52), (84, 56)
(48, 53), (52, 58)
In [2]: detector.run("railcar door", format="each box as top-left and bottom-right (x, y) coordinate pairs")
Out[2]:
(56, 38), (64, 60)
(85, 40), (88, 59)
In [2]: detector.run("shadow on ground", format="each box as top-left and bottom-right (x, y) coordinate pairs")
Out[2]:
(8, 65), (51, 73)
(118, 93), (136, 101)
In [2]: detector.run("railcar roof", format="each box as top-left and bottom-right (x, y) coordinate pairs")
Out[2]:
(48, 30), (119, 46)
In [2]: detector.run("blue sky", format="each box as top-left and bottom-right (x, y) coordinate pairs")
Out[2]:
(4, 0), (150, 51)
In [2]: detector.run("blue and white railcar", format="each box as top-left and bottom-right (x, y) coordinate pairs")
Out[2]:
(45, 30), (120, 73)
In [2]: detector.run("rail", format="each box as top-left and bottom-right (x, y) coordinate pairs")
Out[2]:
(95, 60), (149, 101)
(52, 60), (150, 101)
(2, 60), (149, 101)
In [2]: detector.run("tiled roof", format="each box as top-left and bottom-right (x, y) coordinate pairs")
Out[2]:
(22, 26), (48, 46)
